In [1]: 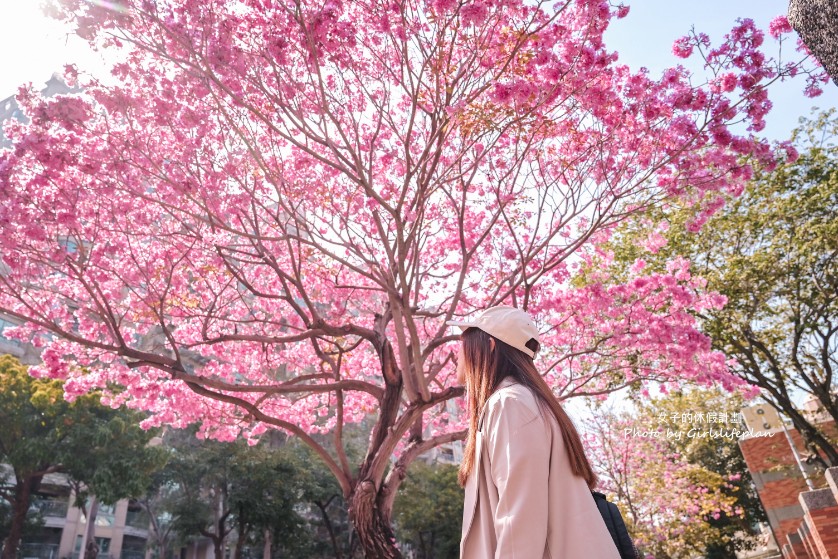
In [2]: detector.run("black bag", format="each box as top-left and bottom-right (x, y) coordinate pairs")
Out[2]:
(591, 491), (638, 559)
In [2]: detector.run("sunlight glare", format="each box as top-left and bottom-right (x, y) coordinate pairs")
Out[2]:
(0, 0), (92, 96)
(84, 0), (130, 14)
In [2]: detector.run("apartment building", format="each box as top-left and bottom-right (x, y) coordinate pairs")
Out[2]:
(2, 470), (150, 559)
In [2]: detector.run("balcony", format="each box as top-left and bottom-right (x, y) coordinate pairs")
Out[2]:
(125, 510), (150, 530)
(29, 499), (69, 519)
(19, 543), (59, 559)
(70, 553), (113, 559)
(121, 509), (150, 538)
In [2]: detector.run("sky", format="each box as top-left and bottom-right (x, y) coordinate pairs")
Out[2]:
(0, 0), (835, 139)
(0, 1), (93, 96)
(603, 0), (837, 141)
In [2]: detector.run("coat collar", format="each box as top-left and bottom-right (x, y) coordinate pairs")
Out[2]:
(477, 376), (519, 429)
(496, 376), (518, 391)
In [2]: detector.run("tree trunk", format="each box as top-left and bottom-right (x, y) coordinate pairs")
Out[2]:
(776, 399), (838, 467)
(152, 518), (169, 559)
(199, 516), (228, 559)
(261, 529), (271, 559)
(314, 499), (342, 559)
(1, 475), (41, 559)
(349, 480), (401, 559)
(205, 491), (230, 559)
(80, 497), (100, 559)
(346, 335), (405, 558)
(212, 537), (224, 559)
(141, 498), (170, 559)
(232, 527), (247, 559)
(793, 415), (838, 467)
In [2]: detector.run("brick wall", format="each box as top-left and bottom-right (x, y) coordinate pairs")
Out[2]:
(799, 520), (817, 559)
(741, 434), (800, 472)
(808, 507), (838, 558)
(770, 468), (838, 559)
(786, 532), (808, 559)
(761, 477), (813, 509)
(738, 421), (838, 559)
(798, 470), (838, 559)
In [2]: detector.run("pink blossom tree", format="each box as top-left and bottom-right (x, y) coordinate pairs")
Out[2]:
(0, 1), (823, 555)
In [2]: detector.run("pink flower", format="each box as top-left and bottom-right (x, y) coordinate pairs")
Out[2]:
(641, 232), (667, 254)
(672, 36), (694, 58)
(433, 0), (458, 12)
(768, 15), (792, 39)
(615, 5), (630, 18)
(461, 2), (489, 27)
(511, 80), (536, 103)
(804, 83), (823, 98)
(711, 126), (733, 147)
(779, 141), (799, 163)
(719, 72), (738, 92)
(490, 83), (513, 104)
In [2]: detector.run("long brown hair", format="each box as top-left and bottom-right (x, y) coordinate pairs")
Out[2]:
(458, 327), (598, 489)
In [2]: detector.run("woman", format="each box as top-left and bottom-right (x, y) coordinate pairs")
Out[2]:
(449, 305), (620, 558)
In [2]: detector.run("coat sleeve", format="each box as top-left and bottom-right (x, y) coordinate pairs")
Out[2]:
(484, 395), (551, 558)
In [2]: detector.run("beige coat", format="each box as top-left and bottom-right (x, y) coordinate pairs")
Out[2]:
(460, 378), (621, 558)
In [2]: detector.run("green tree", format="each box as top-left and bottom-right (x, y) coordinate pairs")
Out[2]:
(0, 494), (42, 556)
(228, 443), (309, 559)
(288, 439), (360, 559)
(394, 461), (463, 559)
(607, 110), (838, 466)
(141, 425), (373, 559)
(158, 429), (308, 559)
(0, 355), (165, 559)
(135, 463), (180, 559)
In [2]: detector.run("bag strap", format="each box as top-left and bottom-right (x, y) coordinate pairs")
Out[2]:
(591, 491), (637, 559)
(592, 491), (619, 544)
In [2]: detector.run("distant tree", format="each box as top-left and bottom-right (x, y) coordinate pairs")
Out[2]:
(158, 429), (308, 559)
(0, 355), (165, 559)
(393, 461), (463, 559)
(288, 439), (360, 559)
(227, 444), (308, 559)
(135, 465), (178, 559)
(605, 110), (838, 466)
(0, 502), (6, 546)
(639, 389), (766, 558)
(586, 390), (749, 559)
(0, 495), (43, 557)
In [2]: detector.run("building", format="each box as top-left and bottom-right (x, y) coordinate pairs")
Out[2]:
(1, 469), (150, 559)
(0, 314), (41, 366)
(739, 402), (838, 559)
